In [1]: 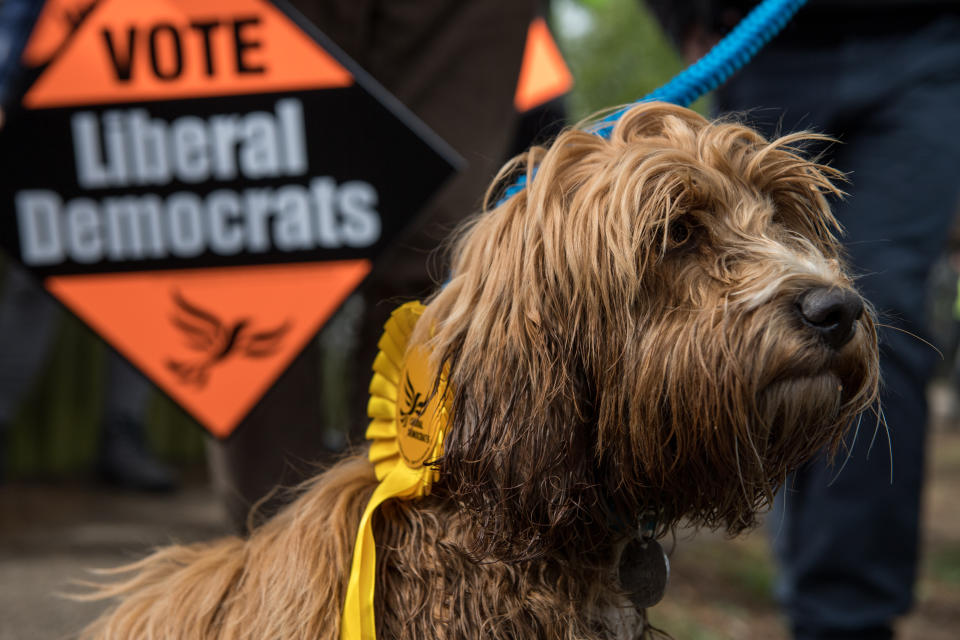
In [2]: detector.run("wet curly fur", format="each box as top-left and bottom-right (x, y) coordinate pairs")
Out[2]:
(78, 103), (879, 639)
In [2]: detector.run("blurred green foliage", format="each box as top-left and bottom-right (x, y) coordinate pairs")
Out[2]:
(928, 542), (960, 586)
(554, 0), (710, 121)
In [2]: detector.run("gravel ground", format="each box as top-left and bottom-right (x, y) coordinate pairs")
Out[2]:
(0, 481), (231, 639)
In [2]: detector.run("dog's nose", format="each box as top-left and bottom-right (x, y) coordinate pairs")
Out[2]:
(797, 287), (863, 349)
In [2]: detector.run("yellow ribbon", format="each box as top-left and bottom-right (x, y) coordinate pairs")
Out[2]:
(341, 301), (449, 640)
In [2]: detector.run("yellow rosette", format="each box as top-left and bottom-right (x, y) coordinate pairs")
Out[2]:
(341, 301), (449, 640)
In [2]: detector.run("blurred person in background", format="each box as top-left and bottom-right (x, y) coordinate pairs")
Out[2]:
(645, 1), (960, 639)
(0, 0), (175, 491)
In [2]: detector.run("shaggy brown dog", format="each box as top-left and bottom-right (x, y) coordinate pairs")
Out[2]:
(79, 102), (878, 639)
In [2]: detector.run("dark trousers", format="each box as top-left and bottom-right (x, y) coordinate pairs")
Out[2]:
(716, 12), (960, 639)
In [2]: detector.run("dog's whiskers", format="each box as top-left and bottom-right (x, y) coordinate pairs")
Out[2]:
(828, 412), (863, 486)
(878, 405), (893, 484)
(875, 322), (942, 359)
(862, 404), (893, 482)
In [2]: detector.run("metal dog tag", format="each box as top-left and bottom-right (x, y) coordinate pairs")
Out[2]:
(618, 537), (670, 609)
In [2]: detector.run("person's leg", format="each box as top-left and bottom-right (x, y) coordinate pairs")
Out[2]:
(207, 343), (329, 529)
(98, 350), (176, 491)
(0, 264), (59, 479)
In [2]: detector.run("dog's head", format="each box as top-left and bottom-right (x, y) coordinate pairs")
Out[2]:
(416, 102), (879, 560)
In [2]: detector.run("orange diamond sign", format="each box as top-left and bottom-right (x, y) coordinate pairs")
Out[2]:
(513, 17), (573, 113)
(1, 0), (460, 438)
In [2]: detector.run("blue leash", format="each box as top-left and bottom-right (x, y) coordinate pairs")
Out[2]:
(499, 0), (807, 204)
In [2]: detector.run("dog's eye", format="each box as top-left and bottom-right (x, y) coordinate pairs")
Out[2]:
(668, 220), (694, 247)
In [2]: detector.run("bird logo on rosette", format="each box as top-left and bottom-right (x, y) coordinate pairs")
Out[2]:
(399, 375), (428, 430)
